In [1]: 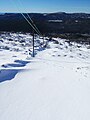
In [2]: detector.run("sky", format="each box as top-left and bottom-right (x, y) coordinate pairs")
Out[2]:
(0, 0), (90, 13)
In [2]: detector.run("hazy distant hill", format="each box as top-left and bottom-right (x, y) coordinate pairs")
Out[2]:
(0, 12), (90, 34)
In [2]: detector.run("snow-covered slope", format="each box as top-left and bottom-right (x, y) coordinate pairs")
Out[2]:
(0, 32), (90, 120)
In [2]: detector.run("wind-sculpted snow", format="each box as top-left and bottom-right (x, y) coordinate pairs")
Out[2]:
(0, 60), (30, 82)
(0, 32), (44, 82)
(0, 32), (90, 120)
(2, 60), (30, 68)
(0, 69), (21, 82)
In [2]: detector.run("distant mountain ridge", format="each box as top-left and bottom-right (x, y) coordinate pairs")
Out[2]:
(0, 12), (90, 34)
(0, 12), (90, 19)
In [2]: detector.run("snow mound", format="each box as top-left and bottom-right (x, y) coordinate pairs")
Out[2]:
(0, 32), (90, 120)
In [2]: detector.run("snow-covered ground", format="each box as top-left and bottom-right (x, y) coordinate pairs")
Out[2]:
(0, 32), (90, 120)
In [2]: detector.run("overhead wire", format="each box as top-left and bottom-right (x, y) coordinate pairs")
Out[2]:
(21, 13), (41, 35)
(17, 0), (43, 36)
(10, 0), (42, 36)
(26, 13), (42, 36)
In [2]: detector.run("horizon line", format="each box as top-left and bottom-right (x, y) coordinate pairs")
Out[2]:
(0, 11), (90, 14)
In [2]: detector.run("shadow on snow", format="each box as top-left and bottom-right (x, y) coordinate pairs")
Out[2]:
(0, 60), (30, 83)
(0, 69), (21, 83)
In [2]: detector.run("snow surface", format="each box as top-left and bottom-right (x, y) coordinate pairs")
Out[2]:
(0, 32), (90, 120)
